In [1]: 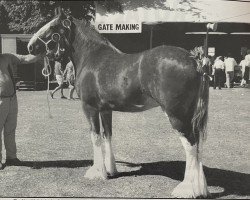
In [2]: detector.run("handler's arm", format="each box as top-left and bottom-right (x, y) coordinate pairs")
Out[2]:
(14, 54), (42, 65)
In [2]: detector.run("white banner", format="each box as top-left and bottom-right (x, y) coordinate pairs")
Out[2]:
(95, 23), (142, 33)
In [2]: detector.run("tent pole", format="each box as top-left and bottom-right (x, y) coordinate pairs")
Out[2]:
(150, 26), (153, 49)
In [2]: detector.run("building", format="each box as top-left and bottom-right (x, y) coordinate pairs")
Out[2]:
(102, 22), (250, 62)
(1, 0), (250, 88)
(95, 0), (250, 80)
(0, 34), (46, 90)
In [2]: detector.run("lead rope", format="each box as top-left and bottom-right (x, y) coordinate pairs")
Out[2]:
(42, 57), (53, 118)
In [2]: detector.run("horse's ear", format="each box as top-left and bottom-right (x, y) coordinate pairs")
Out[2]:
(54, 6), (62, 16)
(55, 6), (66, 19)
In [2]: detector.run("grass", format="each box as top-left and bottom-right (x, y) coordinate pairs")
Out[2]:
(0, 87), (249, 198)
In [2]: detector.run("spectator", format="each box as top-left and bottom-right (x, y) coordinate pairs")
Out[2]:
(245, 49), (250, 66)
(212, 56), (225, 89)
(63, 60), (75, 100)
(239, 58), (247, 87)
(224, 53), (237, 88)
(0, 53), (41, 169)
(50, 60), (66, 99)
(244, 50), (250, 84)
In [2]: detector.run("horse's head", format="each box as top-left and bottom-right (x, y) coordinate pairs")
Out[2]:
(28, 8), (73, 60)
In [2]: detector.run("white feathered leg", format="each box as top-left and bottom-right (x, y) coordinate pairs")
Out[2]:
(84, 131), (108, 179)
(100, 111), (118, 177)
(172, 136), (209, 198)
(104, 136), (118, 176)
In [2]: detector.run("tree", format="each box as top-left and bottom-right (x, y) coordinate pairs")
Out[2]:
(0, 0), (203, 34)
(0, 2), (10, 33)
(0, 0), (97, 34)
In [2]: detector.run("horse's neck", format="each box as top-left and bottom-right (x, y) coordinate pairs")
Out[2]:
(70, 19), (121, 68)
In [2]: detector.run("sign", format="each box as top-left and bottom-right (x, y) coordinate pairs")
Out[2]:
(95, 23), (142, 33)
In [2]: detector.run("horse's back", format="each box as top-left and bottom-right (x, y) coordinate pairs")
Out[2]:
(141, 45), (197, 73)
(139, 45), (199, 95)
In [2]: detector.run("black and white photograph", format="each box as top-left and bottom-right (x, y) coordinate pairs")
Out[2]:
(0, 0), (249, 199)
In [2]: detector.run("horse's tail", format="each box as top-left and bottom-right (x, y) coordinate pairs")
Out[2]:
(191, 50), (210, 146)
(192, 75), (209, 144)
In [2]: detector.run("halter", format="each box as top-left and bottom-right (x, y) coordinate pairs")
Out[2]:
(37, 33), (62, 54)
(36, 18), (72, 59)
(38, 18), (72, 119)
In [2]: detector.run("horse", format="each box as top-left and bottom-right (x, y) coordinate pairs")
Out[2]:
(27, 10), (210, 198)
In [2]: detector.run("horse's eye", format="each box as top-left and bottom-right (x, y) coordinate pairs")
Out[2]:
(50, 25), (56, 31)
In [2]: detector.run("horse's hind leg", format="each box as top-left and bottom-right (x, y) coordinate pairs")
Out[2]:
(172, 134), (209, 198)
(166, 113), (208, 198)
(83, 103), (108, 180)
(100, 111), (118, 177)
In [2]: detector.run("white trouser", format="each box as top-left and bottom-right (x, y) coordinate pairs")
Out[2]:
(0, 95), (18, 162)
(226, 71), (234, 88)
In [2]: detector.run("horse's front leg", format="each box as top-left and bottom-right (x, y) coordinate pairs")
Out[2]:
(172, 135), (209, 198)
(83, 103), (107, 180)
(100, 111), (118, 177)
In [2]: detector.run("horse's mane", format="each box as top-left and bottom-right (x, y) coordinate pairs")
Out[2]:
(190, 46), (205, 73)
(190, 46), (204, 59)
(72, 18), (122, 53)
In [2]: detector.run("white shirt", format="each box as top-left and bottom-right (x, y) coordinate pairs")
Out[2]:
(202, 57), (211, 66)
(239, 59), (247, 75)
(224, 57), (237, 72)
(213, 59), (225, 70)
(245, 54), (250, 67)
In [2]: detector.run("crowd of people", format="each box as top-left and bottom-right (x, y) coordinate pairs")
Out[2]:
(205, 50), (250, 89)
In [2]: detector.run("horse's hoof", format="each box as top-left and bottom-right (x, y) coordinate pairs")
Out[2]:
(107, 169), (119, 178)
(171, 182), (195, 198)
(105, 164), (118, 177)
(171, 181), (209, 198)
(84, 166), (108, 180)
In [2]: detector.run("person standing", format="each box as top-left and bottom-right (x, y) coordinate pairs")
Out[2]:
(244, 50), (250, 84)
(212, 56), (225, 89)
(50, 60), (66, 99)
(239, 58), (247, 87)
(245, 49), (250, 66)
(63, 60), (75, 100)
(224, 53), (237, 88)
(0, 53), (41, 169)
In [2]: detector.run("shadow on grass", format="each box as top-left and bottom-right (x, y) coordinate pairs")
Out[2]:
(116, 161), (250, 198)
(15, 160), (93, 169)
(5, 160), (249, 198)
